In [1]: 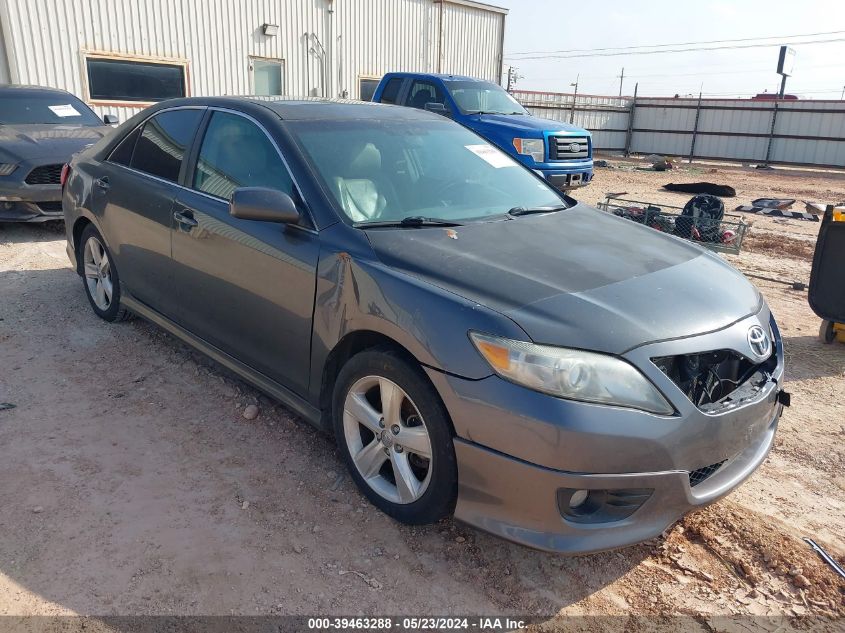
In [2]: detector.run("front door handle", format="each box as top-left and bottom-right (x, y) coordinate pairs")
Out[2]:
(94, 176), (110, 191)
(173, 208), (198, 228)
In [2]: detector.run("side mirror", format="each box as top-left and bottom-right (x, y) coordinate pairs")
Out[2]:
(424, 102), (450, 116)
(103, 114), (119, 125)
(230, 187), (301, 224)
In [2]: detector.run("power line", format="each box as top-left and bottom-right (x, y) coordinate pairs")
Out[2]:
(505, 37), (845, 61)
(506, 29), (845, 57)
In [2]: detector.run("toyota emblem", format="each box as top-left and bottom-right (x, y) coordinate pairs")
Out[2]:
(568, 142), (581, 153)
(747, 325), (771, 360)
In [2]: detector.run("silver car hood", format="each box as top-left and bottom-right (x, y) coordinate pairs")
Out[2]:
(366, 204), (761, 354)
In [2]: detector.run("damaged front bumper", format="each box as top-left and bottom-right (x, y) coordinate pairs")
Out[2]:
(425, 307), (784, 554)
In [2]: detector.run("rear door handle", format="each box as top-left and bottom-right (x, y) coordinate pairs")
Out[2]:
(94, 176), (110, 190)
(173, 208), (198, 228)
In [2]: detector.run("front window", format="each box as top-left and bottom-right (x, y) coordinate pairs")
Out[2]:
(445, 80), (527, 116)
(289, 118), (563, 224)
(0, 92), (104, 126)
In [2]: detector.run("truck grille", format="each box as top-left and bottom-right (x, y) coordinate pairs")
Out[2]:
(25, 164), (64, 185)
(549, 135), (590, 161)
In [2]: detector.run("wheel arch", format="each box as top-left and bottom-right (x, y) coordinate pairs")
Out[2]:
(318, 330), (455, 436)
(71, 215), (94, 275)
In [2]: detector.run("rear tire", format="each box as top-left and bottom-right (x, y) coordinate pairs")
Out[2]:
(332, 347), (458, 525)
(79, 224), (131, 322)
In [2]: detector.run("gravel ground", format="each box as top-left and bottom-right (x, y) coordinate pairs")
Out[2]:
(0, 161), (843, 629)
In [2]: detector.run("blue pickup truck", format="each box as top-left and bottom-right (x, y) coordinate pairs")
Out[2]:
(372, 73), (593, 190)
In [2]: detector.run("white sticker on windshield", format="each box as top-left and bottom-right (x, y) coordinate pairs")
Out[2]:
(465, 144), (516, 168)
(48, 104), (81, 118)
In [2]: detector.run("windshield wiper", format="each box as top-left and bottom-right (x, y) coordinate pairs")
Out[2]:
(508, 204), (569, 217)
(355, 216), (463, 228)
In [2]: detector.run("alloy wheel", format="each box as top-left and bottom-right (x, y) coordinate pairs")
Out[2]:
(83, 235), (113, 311)
(342, 375), (433, 504)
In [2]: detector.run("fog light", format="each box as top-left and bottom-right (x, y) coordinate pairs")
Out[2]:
(569, 489), (589, 508)
(558, 487), (653, 524)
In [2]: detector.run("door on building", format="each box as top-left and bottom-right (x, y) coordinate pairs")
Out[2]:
(170, 109), (319, 396)
(250, 57), (285, 96)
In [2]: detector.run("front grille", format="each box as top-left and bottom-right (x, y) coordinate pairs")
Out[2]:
(36, 201), (63, 213)
(25, 164), (63, 185)
(689, 460), (727, 488)
(549, 135), (590, 161)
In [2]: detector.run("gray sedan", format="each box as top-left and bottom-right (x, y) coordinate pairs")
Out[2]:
(62, 97), (786, 553)
(0, 85), (116, 222)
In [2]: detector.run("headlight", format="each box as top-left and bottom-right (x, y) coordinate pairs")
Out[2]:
(0, 163), (18, 176)
(512, 138), (544, 162)
(469, 332), (674, 415)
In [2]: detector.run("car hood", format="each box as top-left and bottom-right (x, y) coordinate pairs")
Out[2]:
(466, 112), (589, 137)
(366, 204), (761, 354)
(0, 123), (111, 161)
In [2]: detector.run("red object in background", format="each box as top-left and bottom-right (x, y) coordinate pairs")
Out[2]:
(60, 163), (70, 187)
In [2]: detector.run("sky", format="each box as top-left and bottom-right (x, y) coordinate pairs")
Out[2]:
(495, 0), (845, 99)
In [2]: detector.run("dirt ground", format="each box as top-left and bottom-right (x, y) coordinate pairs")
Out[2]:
(0, 160), (844, 629)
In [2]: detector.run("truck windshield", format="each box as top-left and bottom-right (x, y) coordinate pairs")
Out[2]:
(289, 118), (564, 225)
(444, 80), (528, 116)
(0, 92), (104, 126)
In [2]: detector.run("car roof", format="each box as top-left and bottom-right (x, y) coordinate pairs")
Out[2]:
(150, 96), (444, 121)
(0, 84), (78, 98)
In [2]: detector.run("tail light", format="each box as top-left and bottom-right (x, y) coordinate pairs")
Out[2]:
(60, 163), (71, 188)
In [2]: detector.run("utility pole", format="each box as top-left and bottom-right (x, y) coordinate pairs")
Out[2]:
(569, 74), (579, 124)
(506, 66), (518, 92)
(617, 67), (625, 98)
(841, 84), (844, 100)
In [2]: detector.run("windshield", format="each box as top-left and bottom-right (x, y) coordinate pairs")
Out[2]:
(0, 92), (104, 126)
(444, 80), (528, 115)
(289, 118), (564, 225)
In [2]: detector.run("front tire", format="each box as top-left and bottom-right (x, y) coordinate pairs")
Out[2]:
(79, 224), (131, 322)
(332, 348), (458, 525)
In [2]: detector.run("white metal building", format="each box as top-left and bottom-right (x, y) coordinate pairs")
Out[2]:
(0, 0), (507, 119)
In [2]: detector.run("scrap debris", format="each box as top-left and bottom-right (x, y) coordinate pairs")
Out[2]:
(664, 182), (737, 197)
(735, 206), (819, 221)
(803, 538), (845, 580)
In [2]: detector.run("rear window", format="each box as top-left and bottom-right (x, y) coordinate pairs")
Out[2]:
(130, 109), (203, 182)
(0, 91), (103, 126)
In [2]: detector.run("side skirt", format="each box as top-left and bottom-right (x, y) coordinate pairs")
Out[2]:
(120, 292), (324, 430)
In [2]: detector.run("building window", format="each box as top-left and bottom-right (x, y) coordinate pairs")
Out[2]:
(250, 57), (284, 96)
(86, 56), (187, 103)
(359, 78), (380, 102)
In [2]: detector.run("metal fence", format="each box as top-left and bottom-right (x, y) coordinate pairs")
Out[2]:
(512, 90), (845, 169)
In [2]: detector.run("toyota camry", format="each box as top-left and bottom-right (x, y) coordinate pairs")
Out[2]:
(62, 97), (786, 553)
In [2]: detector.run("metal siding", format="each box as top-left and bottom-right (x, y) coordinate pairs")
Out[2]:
(1, 0), (505, 113)
(511, 91), (845, 167)
(440, 1), (503, 82)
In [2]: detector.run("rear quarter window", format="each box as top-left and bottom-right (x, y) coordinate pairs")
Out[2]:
(130, 109), (203, 182)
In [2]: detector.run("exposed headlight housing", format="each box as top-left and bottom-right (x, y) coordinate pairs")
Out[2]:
(512, 138), (544, 163)
(470, 332), (674, 415)
(0, 163), (18, 176)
